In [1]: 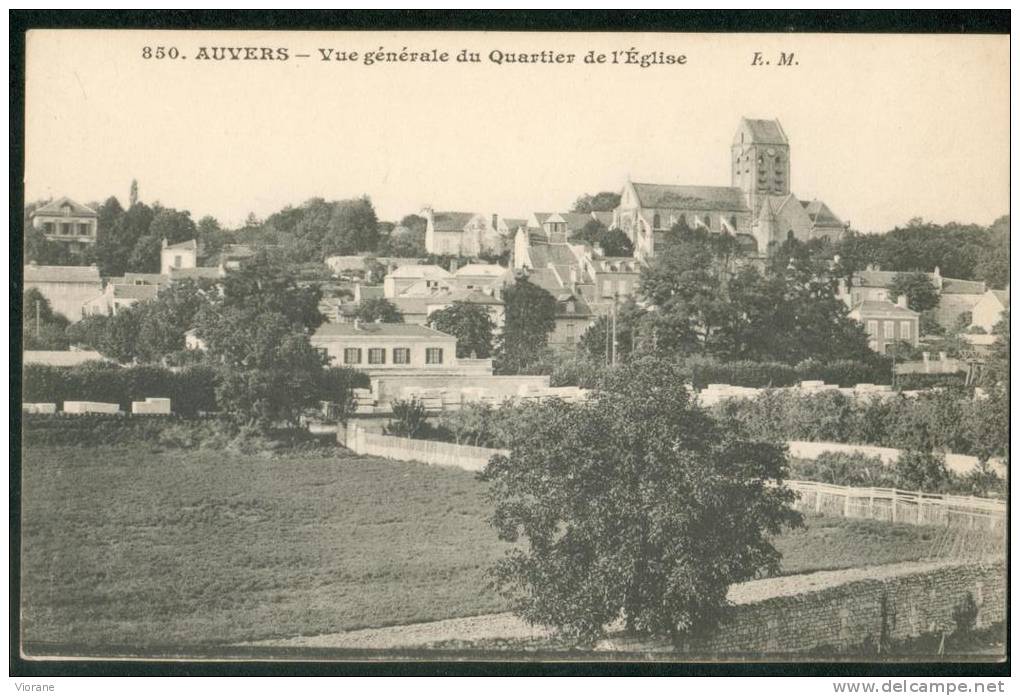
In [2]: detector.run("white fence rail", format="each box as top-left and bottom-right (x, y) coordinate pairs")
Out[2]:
(787, 479), (1006, 531)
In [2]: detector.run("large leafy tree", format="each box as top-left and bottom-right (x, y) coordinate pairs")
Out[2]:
(888, 272), (939, 313)
(569, 220), (633, 257)
(22, 288), (70, 350)
(354, 298), (403, 324)
(135, 279), (215, 362)
(571, 191), (621, 213)
(497, 275), (557, 372)
(429, 302), (496, 358)
(480, 358), (802, 642)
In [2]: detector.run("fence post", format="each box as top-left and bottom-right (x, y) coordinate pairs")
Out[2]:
(844, 485), (851, 518)
(891, 494), (897, 523)
(869, 488), (875, 521)
(815, 487), (822, 513)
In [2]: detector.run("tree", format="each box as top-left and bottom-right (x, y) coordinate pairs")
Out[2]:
(321, 197), (380, 257)
(135, 279), (214, 362)
(429, 302), (496, 358)
(354, 298), (403, 324)
(22, 288), (71, 350)
(197, 215), (227, 258)
(497, 275), (557, 372)
(569, 220), (633, 257)
(129, 179), (139, 207)
(572, 191), (621, 213)
(975, 215), (1010, 289)
(888, 272), (939, 313)
(480, 358), (802, 641)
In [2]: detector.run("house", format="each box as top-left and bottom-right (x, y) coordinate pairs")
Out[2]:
(30, 197), (98, 253)
(970, 288), (1009, 332)
(526, 212), (595, 242)
(311, 322), (461, 376)
(847, 297), (919, 355)
(580, 254), (640, 314)
(161, 239), (198, 275)
(451, 263), (512, 295)
(839, 266), (989, 331)
(422, 209), (503, 256)
(614, 118), (846, 261)
(383, 264), (453, 297)
(24, 263), (102, 322)
(83, 281), (160, 316)
(523, 267), (596, 351)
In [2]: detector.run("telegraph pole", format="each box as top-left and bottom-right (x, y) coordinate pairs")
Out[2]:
(35, 300), (41, 338)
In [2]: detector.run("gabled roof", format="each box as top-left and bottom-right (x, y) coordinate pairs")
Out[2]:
(560, 212), (595, 233)
(399, 278), (455, 297)
(501, 218), (527, 231)
(122, 272), (170, 286)
(851, 300), (918, 318)
(855, 270), (901, 288)
(432, 212), (476, 232)
(631, 183), (750, 212)
(941, 278), (986, 295)
(443, 289), (504, 305)
(734, 118), (788, 145)
(111, 283), (159, 301)
(313, 322), (455, 339)
(25, 264), (101, 283)
(454, 264), (508, 277)
(801, 199), (844, 228)
(387, 296), (431, 316)
(164, 239), (198, 252)
(31, 197), (97, 218)
(991, 290), (1010, 307)
(168, 267), (222, 281)
(388, 264), (452, 280)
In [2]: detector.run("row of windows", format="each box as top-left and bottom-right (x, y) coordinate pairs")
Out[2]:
(866, 320), (912, 340)
(342, 347), (444, 365)
(651, 213), (740, 230)
(43, 222), (92, 236)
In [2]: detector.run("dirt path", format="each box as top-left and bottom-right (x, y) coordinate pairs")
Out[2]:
(245, 558), (987, 650)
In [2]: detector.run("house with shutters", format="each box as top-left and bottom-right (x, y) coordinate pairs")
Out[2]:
(30, 197), (99, 254)
(847, 297), (920, 355)
(310, 322), (460, 376)
(613, 118), (847, 261)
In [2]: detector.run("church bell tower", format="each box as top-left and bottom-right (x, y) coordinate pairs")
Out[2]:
(732, 118), (790, 212)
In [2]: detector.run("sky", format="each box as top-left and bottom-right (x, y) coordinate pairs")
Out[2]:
(25, 30), (1009, 233)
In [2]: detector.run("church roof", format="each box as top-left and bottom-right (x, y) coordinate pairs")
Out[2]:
(735, 118), (789, 145)
(631, 183), (750, 212)
(801, 199), (844, 228)
(31, 197), (98, 218)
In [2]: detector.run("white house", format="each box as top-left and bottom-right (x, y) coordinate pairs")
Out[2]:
(970, 288), (1009, 332)
(161, 239), (198, 275)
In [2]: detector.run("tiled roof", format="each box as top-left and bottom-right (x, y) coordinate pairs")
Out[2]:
(388, 297), (431, 315)
(739, 118), (788, 145)
(991, 290), (1010, 306)
(561, 212), (594, 233)
(31, 197), (97, 218)
(801, 199), (844, 227)
(631, 183), (749, 212)
(25, 264), (101, 283)
(455, 264), (508, 277)
(532, 213), (553, 226)
(388, 264), (452, 279)
(313, 322), (454, 338)
(165, 239), (198, 252)
(591, 211), (615, 226)
(168, 267), (222, 281)
(852, 300), (918, 318)
(523, 268), (563, 296)
(122, 272), (170, 285)
(941, 278), (986, 295)
(855, 270), (901, 288)
(356, 285), (385, 300)
(432, 212), (476, 232)
(444, 289), (504, 305)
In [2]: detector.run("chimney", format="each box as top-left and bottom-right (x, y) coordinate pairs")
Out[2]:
(492, 213), (499, 231)
(162, 238), (168, 249)
(896, 295), (908, 309)
(932, 266), (943, 291)
(450, 258), (459, 274)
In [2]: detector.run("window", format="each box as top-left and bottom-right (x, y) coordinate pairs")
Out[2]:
(61, 223), (72, 236)
(368, 348), (386, 365)
(316, 347), (329, 362)
(652, 214), (661, 229)
(61, 205), (71, 216)
(867, 320), (878, 336)
(43, 222), (54, 234)
(426, 347), (443, 365)
(602, 280), (613, 297)
(393, 348), (410, 365)
(787, 230), (795, 242)
(78, 223), (90, 236)
(174, 255), (182, 268)
(900, 321), (911, 340)
(618, 280), (628, 295)
(677, 214), (686, 227)
(343, 347), (362, 364)
(883, 321), (895, 339)
(730, 215), (738, 229)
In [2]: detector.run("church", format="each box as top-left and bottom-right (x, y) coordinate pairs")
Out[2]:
(613, 118), (847, 261)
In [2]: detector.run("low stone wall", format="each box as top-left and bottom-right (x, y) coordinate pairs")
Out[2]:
(601, 559), (1006, 655)
(62, 401), (121, 415)
(789, 440), (1006, 478)
(339, 423), (507, 472)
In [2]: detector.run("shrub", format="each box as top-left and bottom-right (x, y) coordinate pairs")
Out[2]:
(894, 451), (950, 492)
(384, 398), (430, 439)
(895, 373), (968, 391)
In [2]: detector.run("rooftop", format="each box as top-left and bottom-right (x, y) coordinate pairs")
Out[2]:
(388, 264), (452, 280)
(110, 283), (160, 301)
(852, 300), (919, 318)
(31, 197), (97, 218)
(631, 183), (750, 212)
(431, 212), (476, 232)
(164, 238), (198, 252)
(313, 322), (455, 339)
(454, 264), (509, 277)
(735, 117), (789, 145)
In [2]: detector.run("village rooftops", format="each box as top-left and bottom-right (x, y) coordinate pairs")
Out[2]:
(25, 264), (102, 283)
(30, 197), (98, 218)
(629, 182), (750, 212)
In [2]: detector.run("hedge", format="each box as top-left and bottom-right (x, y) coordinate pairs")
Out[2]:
(895, 372), (968, 391)
(22, 362), (219, 416)
(681, 357), (891, 390)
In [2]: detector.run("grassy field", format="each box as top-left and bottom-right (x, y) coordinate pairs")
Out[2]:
(21, 445), (960, 649)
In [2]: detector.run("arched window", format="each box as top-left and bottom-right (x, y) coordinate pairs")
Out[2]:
(703, 214), (711, 228)
(787, 230), (795, 242)
(652, 213), (661, 229)
(730, 215), (738, 229)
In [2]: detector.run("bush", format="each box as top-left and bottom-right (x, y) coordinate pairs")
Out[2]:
(895, 373), (968, 390)
(384, 398), (430, 439)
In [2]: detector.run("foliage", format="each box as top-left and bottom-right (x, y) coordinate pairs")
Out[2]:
(888, 272), (939, 313)
(571, 191), (621, 214)
(480, 358), (802, 641)
(429, 302), (496, 358)
(384, 398), (431, 439)
(496, 276), (558, 373)
(894, 451), (950, 492)
(22, 288), (71, 350)
(569, 220), (633, 257)
(353, 297), (403, 324)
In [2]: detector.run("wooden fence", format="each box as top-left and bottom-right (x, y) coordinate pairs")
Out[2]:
(787, 480), (1006, 532)
(339, 423), (507, 472)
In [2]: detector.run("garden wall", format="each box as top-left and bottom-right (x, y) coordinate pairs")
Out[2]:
(601, 559), (1006, 655)
(339, 423), (507, 472)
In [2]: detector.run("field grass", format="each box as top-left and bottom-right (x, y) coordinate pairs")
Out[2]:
(21, 445), (957, 649)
